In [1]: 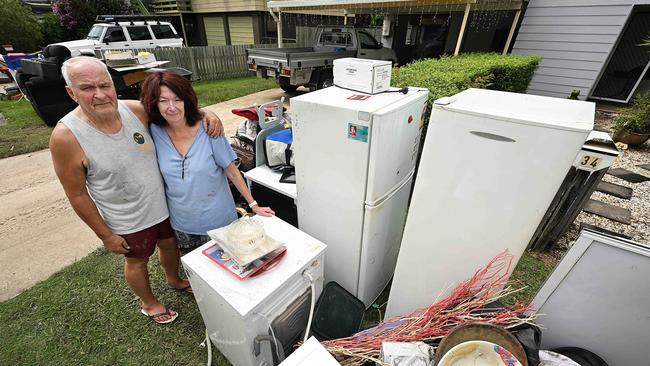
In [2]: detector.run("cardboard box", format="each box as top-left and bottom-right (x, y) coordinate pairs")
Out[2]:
(333, 58), (392, 94)
(136, 52), (156, 65)
(105, 51), (137, 68)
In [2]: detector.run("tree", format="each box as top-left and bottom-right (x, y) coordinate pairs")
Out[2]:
(40, 13), (65, 47)
(0, 0), (43, 52)
(52, 0), (135, 40)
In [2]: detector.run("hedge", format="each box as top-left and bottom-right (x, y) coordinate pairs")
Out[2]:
(392, 53), (542, 108)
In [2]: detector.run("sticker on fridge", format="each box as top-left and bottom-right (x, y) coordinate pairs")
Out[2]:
(348, 123), (368, 142)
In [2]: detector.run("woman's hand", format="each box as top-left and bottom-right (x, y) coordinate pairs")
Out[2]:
(252, 205), (275, 217)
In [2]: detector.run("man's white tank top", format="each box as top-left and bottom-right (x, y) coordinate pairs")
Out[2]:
(60, 101), (168, 234)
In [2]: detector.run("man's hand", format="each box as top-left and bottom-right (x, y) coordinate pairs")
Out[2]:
(202, 109), (223, 137)
(102, 234), (131, 254)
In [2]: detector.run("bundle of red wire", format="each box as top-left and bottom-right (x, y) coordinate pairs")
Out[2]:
(321, 250), (537, 366)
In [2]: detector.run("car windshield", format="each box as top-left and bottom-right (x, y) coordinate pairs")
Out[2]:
(86, 26), (103, 40)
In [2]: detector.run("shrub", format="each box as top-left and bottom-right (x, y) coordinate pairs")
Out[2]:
(40, 13), (65, 47)
(0, 0), (43, 52)
(392, 53), (541, 108)
(613, 91), (650, 134)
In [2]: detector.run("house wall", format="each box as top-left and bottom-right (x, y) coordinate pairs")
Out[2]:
(204, 16), (227, 45)
(191, 0), (266, 12)
(512, 0), (650, 100)
(228, 16), (256, 44)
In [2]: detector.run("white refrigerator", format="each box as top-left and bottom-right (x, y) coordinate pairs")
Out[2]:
(386, 88), (594, 318)
(291, 86), (428, 307)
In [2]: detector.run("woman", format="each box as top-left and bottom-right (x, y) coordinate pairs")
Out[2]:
(140, 71), (274, 254)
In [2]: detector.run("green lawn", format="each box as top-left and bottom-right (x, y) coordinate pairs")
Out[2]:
(0, 249), (554, 365)
(502, 252), (554, 306)
(194, 77), (277, 107)
(0, 76), (278, 159)
(0, 248), (230, 366)
(0, 98), (51, 159)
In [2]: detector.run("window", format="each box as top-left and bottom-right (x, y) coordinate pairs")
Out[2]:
(319, 32), (352, 46)
(358, 31), (379, 49)
(87, 26), (103, 40)
(103, 27), (126, 42)
(127, 26), (152, 41)
(151, 25), (177, 39)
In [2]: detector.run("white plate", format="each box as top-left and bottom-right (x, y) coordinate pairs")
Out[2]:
(437, 340), (523, 366)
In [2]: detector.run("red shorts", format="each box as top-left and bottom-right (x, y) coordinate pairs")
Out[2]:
(122, 218), (174, 259)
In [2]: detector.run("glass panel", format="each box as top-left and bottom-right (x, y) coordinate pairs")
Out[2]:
(591, 9), (650, 101)
(151, 25), (176, 39)
(87, 26), (103, 40)
(359, 32), (378, 49)
(127, 26), (152, 41)
(103, 27), (126, 42)
(319, 32), (352, 46)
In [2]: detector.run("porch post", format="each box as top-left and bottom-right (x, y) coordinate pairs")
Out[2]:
(454, 2), (472, 56)
(503, 8), (522, 54)
(344, 10), (348, 25)
(277, 10), (283, 47)
(179, 15), (189, 47)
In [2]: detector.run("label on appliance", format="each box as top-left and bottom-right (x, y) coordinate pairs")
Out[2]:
(347, 94), (370, 101)
(348, 123), (368, 142)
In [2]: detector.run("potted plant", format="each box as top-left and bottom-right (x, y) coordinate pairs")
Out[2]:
(612, 91), (650, 146)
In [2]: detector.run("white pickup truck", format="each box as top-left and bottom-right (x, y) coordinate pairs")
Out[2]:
(52, 15), (183, 56)
(246, 26), (397, 92)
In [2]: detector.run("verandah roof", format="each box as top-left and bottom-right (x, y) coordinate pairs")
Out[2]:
(265, 0), (525, 55)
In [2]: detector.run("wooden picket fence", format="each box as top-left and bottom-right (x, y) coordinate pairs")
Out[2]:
(129, 26), (382, 81)
(133, 44), (277, 81)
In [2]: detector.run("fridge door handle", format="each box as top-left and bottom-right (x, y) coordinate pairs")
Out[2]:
(469, 131), (516, 143)
(365, 170), (414, 208)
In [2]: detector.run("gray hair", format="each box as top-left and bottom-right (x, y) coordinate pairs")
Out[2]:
(61, 56), (113, 87)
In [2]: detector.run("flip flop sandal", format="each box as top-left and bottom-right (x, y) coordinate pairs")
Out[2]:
(140, 308), (179, 324)
(169, 284), (193, 294)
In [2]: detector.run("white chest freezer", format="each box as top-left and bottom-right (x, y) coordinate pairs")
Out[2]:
(182, 215), (326, 366)
(291, 86), (428, 307)
(386, 88), (594, 318)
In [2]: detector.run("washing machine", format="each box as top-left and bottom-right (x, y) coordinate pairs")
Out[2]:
(182, 215), (326, 366)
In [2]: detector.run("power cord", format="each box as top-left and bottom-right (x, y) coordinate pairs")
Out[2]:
(200, 328), (212, 366)
(303, 270), (316, 343)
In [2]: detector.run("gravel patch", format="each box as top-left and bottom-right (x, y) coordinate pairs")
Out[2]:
(555, 110), (650, 252)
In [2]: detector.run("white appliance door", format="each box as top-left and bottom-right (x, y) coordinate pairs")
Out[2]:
(365, 92), (427, 204)
(292, 98), (370, 297)
(386, 106), (590, 318)
(357, 172), (413, 307)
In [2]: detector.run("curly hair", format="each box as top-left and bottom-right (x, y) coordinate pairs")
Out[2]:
(140, 71), (202, 126)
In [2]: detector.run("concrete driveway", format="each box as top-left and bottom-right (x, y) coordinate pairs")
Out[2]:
(0, 87), (305, 301)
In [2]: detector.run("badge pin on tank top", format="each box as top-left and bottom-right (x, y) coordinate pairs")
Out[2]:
(133, 132), (152, 152)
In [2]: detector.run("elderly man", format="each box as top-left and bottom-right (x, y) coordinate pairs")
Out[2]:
(50, 56), (222, 324)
